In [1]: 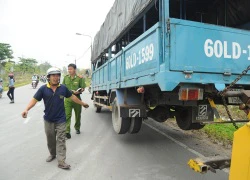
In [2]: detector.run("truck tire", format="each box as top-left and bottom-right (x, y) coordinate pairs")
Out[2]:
(128, 117), (142, 134)
(95, 106), (102, 113)
(112, 98), (131, 134)
(175, 107), (205, 130)
(175, 107), (193, 130)
(190, 123), (205, 130)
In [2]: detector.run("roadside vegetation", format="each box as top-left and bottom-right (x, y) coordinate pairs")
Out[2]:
(2, 74), (32, 91)
(0, 43), (52, 89)
(166, 105), (247, 148)
(200, 105), (247, 145)
(0, 43), (91, 90)
(78, 69), (91, 87)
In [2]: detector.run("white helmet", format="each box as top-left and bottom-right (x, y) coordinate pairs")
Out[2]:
(46, 67), (61, 78)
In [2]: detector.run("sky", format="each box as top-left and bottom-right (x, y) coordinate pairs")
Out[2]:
(0, 0), (115, 69)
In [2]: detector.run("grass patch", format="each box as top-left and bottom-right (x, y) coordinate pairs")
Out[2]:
(2, 76), (91, 91)
(167, 105), (248, 146)
(3, 81), (30, 91)
(202, 123), (244, 144)
(84, 78), (91, 87)
(200, 105), (248, 145)
(2, 74), (31, 91)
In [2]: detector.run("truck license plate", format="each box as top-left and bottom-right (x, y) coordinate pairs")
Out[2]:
(228, 97), (242, 104)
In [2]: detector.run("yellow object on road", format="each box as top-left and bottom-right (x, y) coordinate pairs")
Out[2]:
(187, 159), (207, 173)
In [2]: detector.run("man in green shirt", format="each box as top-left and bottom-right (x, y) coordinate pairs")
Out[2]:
(62, 64), (86, 139)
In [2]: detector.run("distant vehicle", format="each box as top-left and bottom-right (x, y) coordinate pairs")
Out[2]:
(88, 86), (91, 93)
(32, 80), (37, 89)
(40, 76), (46, 83)
(0, 78), (3, 98)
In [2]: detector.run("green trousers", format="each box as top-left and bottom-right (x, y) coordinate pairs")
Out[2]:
(65, 99), (82, 133)
(44, 120), (66, 163)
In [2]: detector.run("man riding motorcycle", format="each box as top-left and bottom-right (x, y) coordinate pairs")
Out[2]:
(31, 74), (39, 88)
(0, 78), (3, 98)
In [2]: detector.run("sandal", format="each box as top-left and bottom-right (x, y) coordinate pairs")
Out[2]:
(58, 162), (71, 169)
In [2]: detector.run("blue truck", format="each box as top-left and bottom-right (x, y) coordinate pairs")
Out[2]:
(90, 0), (250, 134)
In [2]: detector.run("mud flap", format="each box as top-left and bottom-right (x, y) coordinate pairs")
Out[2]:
(192, 103), (214, 123)
(115, 88), (146, 118)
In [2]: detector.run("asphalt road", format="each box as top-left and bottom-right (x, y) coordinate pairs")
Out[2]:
(0, 83), (229, 180)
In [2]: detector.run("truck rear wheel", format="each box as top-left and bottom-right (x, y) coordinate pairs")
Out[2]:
(112, 98), (131, 134)
(175, 107), (193, 130)
(175, 107), (205, 130)
(95, 105), (102, 113)
(190, 123), (205, 130)
(128, 117), (142, 134)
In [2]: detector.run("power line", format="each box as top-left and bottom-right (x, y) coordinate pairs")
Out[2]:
(76, 45), (91, 61)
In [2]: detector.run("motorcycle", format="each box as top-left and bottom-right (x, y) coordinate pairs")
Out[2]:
(32, 80), (37, 89)
(0, 87), (2, 98)
(40, 77), (46, 83)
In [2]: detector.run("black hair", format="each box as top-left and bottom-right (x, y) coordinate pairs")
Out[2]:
(68, 63), (77, 69)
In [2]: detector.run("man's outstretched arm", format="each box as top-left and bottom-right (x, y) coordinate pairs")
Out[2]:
(70, 95), (89, 108)
(21, 98), (38, 118)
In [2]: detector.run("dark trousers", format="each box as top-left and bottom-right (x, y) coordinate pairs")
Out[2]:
(7, 87), (15, 101)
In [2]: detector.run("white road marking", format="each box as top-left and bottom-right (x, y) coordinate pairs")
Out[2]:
(144, 122), (230, 174)
(23, 117), (31, 124)
(145, 122), (205, 157)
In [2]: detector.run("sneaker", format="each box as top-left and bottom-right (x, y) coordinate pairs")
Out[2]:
(66, 133), (71, 139)
(10, 100), (14, 104)
(58, 161), (71, 169)
(76, 130), (80, 134)
(46, 155), (56, 162)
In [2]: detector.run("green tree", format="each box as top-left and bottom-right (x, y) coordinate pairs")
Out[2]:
(79, 68), (91, 78)
(0, 43), (14, 61)
(0, 43), (14, 75)
(38, 61), (52, 74)
(18, 57), (38, 74)
(4, 61), (15, 73)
